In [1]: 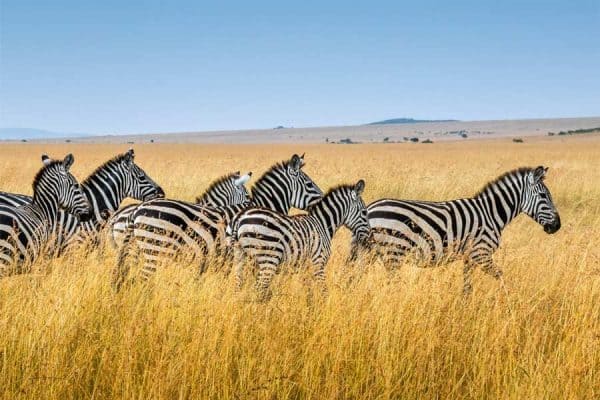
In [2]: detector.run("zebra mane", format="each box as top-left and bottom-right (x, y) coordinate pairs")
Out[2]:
(195, 172), (238, 203)
(475, 167), (534, 197)
(81, 152), (131, 185)
(251, 160), (294, 197)
(322, 183), (355, 198)
(307, 184), (355, 210)
(32, 160), (62, 193)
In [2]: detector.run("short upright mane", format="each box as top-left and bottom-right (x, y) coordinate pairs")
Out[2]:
(475, 167), (533, 197)
(195, 172), (240, 202)
(32, 161), (62, 193)
(322, 183), (355, 198)
(307, 184), (355, 211)
(250, 160), (290, 197)
(82, 152), (131, 185)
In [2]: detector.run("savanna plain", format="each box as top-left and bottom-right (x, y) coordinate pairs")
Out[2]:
(0, 136), (599, 399)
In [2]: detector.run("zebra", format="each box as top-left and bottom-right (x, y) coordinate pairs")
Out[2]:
(0, 149), (164, 254)
(229, 180), (369, 300)
(0, 192), (31, 207)
(113, 154), (323, 289)
(107, 170), (252, 249)
(0, 154), (90, 277)
(357, 166), (561, 294)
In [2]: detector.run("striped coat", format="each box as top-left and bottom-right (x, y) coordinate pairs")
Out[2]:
(107, 171), (252, 249)
(0, 149), (163, 254)
(112, 154), (323, 289)
(230, 181), (369, 299)
(0, 154), (90, 277)
(359, 167), (561, 294)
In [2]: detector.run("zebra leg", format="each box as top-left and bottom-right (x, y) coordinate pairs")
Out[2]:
(233, 242), (246, 290)
(462, 262), (475, 296)
(255, 260), (279, 302)
(195, 257), (207, 280)
(112, 228), (134, 291)
(476, 255), (511, 297)
(95, 227), (111, 262)
(479, 257), (503, 280)
(139, 249), (160, 282)
(219, 244), (236, 276)
(312, 259), (328, 296)
(194, 245), (210, 279)
(348, 240), (361, 263)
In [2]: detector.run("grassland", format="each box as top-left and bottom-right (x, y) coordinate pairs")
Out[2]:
(0, 135), (599, 399)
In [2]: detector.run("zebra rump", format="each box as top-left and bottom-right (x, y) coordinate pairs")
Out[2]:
(230, 180), (369, 299)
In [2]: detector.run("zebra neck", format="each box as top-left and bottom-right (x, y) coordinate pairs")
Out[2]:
(308, 196), (345, 238)
(251, 191), (291, 214)
(475, 180), (523, 231)
(31, 192), (60, 228)
(81, 173), (126, 222)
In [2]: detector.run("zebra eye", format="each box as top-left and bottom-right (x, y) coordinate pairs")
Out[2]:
(539, 193), (548, 199)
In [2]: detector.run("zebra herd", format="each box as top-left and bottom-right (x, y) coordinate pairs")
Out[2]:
(0, 150), (561, 296)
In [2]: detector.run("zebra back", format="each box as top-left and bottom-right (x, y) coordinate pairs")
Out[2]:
(108, 170), (252, 249)
(0, 192), (31, 207)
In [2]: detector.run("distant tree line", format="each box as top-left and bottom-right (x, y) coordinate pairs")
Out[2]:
(548, 127), (600, 136)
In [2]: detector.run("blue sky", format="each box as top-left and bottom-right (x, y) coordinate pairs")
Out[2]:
(0, 0), (598, 134)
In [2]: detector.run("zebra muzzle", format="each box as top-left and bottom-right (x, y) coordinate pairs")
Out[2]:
(543, 216), (561, 234)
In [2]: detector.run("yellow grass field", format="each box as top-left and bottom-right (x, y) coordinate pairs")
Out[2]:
(0, 136), (599, 399)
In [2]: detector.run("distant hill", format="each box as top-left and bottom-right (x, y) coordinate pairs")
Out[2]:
(0, 128), (88, 140)
(367, 118), (458, 125)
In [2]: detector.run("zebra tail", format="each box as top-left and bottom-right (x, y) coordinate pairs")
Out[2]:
(224, 218), (239, 248)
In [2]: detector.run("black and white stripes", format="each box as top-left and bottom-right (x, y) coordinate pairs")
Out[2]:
(361, 166), (561, 294)
(107, 170), (251, 249)
(0, 149), (164, 253)
(0, 154), (90, 276)
(112, 154), (323, 288)
(230, 180), (368, 299)
(0, 147), (564, 298)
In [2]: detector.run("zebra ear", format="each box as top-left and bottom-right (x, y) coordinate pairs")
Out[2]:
(63, 154), (75, 171)
(41, 154), (52, 166)
(354, 179), (365, 196)
(289, 154), (303, 171)
(234, 173), (252, 186)
(533, 166), (547, 183)
(124, 148), (135, 163)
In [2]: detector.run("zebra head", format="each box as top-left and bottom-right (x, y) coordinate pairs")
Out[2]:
(343, 180), (370, 242)
(121, 149), (165, 201)
(195, 171), (252, 206)
(522, 166), (561, 234)
(40, 154), (91, 220)
(285, 153), (323, 209)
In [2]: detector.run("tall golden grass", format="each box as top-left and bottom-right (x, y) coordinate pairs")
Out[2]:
(0, 136), (599, 399)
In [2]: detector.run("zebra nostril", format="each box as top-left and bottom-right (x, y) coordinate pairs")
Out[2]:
(543, 216), (561, 234)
